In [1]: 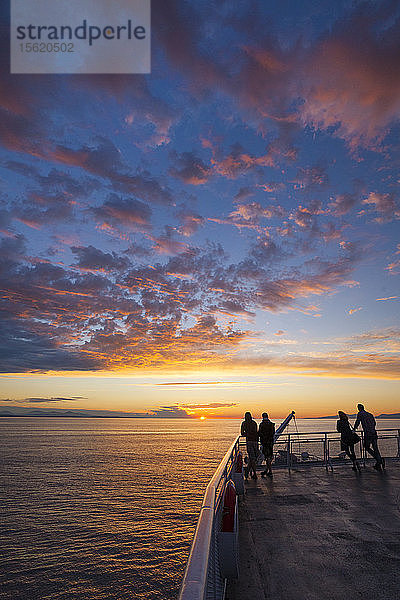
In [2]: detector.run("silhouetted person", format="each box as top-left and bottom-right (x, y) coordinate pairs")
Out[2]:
(337, 411), (360, 472)
(354, 404), (385, 471)
(241, 412), (258, 480)
(259, 412), (275, 478)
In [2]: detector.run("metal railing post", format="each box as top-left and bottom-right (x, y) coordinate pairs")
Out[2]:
(397, 430), (400, 458)
(361, 431), (366, 465)
(180, 428), (400, 600)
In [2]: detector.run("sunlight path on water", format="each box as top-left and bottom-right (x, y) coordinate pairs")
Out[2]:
(1, 417), (399, 599)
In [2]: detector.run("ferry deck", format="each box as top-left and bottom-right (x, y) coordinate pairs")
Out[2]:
(227, 463), (400, 600)
(178, 426), (400, 600)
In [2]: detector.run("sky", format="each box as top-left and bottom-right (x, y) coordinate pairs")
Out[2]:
(0, 0), (399, 418)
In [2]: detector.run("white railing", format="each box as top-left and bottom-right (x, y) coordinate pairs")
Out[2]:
(178, 436), (241, 600)
(242, 428), (400, 471)
(179, 428), (400, 600)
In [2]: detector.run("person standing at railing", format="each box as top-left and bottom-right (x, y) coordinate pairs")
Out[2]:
(354, 404), (385, 471)
(241, 412), (258, 480)
(259, 412), (275, 478)
(337, 411), (361, 472)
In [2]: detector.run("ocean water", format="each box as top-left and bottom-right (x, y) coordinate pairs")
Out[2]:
(1, 417), (399, 600)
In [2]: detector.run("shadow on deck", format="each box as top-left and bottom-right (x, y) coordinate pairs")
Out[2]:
(226, 461), (400, 600)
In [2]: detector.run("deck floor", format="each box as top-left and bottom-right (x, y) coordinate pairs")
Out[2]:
(226, 461), (400, 600)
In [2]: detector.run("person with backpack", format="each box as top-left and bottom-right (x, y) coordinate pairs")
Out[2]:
(337, 411), (361, 472)
(259, 412), (275, 478)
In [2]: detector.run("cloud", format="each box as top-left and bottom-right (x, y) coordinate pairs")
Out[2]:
(0, 7), (177, 151)
(376, 295), (399, 302)
(180, 402), (237, 409)
(149, 406), (192, 418)
(362, 192), (400, 223)
(149, 226), (190, 255)
(80, 75), (177, 146)
(329, 193), (358, 216)
(0, 319), (102, 373)
(124, 243), (152, 259)
(0, 233), (27, 275)
(230, 202), (285, 222)
(386, 243), (400, 274)
(5, 162), (99, 205)
(250, 238), (280, 263)
(0, 96), (45, 154)
(92, 194), (152, 231)
(348, 307), (362, 315)
(0, 239), (396, 377)
(295, 165), (329, 190)
(289, 200), (326, 230)
(234, 187), (254, 202)
(152, 0), (222, 91)
(0, 218), (365, 374)
(153, 2), (400, 150)
(169, 152), (211, 184)
(254, 249), (359, 312)
(2, 130), (173, 207)
(158, 382), (221, 385)
(205, 201), (285, 236)
(50, 138), (172, 202)
(176, 211), (205, 237)
(71, 245), (130, 272)
(298, 8), (400, 148)
(24, 397), (85, 403)
(212, 144), (275, 179)
(222, 349), (400, 379)
(342, 328), (400, 349)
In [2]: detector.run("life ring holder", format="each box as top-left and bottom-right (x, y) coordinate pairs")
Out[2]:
(217, 479), (239, 579)
(232, 451), (245, 496)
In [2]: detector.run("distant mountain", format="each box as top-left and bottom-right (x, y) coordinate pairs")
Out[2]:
(0, 406), (192, 418)
(314, 413), (400, 419)
(377, 413), (400, 418)
(314, 415), (357, 419)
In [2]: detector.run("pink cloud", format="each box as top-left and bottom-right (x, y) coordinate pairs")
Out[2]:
(169, 152), (211, 185)
(298, 17), (400, 148)
(212, 149), (275, 179)
(376, 296), (399, 302)
(348, 307), (362, 315)
(150, 235), (189, 255)
(362, 192), (400, 222)
(230, 202), (285, 222)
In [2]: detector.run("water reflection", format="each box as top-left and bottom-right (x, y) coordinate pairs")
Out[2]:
(1, 417), (398, 599)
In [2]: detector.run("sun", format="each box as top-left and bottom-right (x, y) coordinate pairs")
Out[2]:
(200, 416), (206, 420)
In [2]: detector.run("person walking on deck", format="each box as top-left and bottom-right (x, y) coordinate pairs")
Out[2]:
(259, 412), (275, 478)
(241, 412), (258, 480)
(337, 411), (361, 472)
(354, 404), (385, 471)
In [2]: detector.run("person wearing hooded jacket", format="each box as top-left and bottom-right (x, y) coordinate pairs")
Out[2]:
(337, 411), (361, 472)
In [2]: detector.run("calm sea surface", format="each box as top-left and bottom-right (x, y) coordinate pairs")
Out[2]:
(1, 417), (399, 600)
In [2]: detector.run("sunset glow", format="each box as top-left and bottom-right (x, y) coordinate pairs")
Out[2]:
(1, 1), (399, 418)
